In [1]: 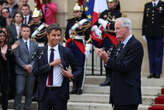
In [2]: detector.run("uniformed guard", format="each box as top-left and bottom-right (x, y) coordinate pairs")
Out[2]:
(142, 0), (164, 78)
(30, 7), (47, 101)
(65, 2), (91, 95)
(30, 7), (48, 47)
(91, 0), (122, 86)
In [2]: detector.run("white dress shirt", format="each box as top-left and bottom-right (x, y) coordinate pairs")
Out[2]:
(46, 45), (63, 87)
(24, 15), (30, 24)
(15, 23), (22, 39)
(122, 34), (132, 48)
(152, 0), (159, 6)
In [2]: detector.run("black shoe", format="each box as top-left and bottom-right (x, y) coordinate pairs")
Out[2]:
(147, 75), (154, 78)
(154, 75), (160, 78)
(32, 96), (39, 102)
(70, 89), (77, 94)
(76, 89), (83, 95)
(100, 80), (110, 86)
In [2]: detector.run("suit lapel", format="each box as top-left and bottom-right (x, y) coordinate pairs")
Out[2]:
(43, 45), (48, 64)
(58, 45), (66, 68)
(20, 39), (29, 54)
(116, 36), (135, 60)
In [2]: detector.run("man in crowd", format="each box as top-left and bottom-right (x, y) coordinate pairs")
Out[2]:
(21, 4), (32, 24)
(142, 0), (164, 78)
(96, 17), (143, 110)
(14, 25), (38, 110)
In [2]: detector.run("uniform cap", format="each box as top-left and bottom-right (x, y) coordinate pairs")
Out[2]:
(73, 3), (83, 11)
(107, 0), (118, 3)
(32, 8), (42, 18)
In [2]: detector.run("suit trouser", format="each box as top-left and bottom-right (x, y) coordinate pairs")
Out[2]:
(113, 104), (138, 110)
(72, 67), (84, 90)
(0, 81), (8, 110)
(147, 37), (163, 75)
(14, 74), (35, 110)
(39, 87), (67, 110)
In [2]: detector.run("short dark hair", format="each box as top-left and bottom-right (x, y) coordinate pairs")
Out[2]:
(21, 24), (30, 29)
(12, 11), (24, 22)
(46, 24), (62, 34)
(22, 4), (30, 9)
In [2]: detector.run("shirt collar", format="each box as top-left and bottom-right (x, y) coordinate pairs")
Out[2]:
(152, 0), (159, 6)
(23, 38), (30, 43)
(122, 34), (132, 47)
(48, 44), (58, 51)
(15, 23), (22, 27)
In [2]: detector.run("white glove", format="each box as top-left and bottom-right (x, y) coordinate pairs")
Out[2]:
(91, 25), (102, 38)
(62, 42), (66, 47)
(142, 35), (147, 42)
(98, 18), (109, 29)
(85, 43), (92, 58)
(79, 19), (88, 25)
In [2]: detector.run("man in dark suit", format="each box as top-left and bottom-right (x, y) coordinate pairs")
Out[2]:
(14, 24), (38, 110)
(33, 24), (82, 110)
(21, 4), (32, 25)
(142, 0), (164, 78)
(96, 17), (144, 110)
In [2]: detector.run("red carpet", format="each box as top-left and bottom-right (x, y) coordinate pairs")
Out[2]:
(148, 88), (164, 110)
(149, 105), (164, 110)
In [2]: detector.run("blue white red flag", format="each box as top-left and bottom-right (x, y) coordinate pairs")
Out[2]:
(84, 0), (108, 24)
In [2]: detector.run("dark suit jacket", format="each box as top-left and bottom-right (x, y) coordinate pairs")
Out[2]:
(107, 35), (144, 105)
(7, 24), (20, 44)
(0, 16), (6, 27)
(142, 0), (164, 37)
(34, 45), (82, 101)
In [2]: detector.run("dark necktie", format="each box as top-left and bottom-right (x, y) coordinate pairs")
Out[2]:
(48, 48), (54, 85)
(115, 43), (124, 57)
(24, 16), (27, 24)
(25, 41), (29, 52)
(153, 3), (156, 7)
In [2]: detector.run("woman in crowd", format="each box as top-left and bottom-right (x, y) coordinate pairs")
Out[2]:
(1, 8), (12, 26)
(7, 11), (24, 44)
(0, 29), (18, 110)
(42, 0), (58, 25)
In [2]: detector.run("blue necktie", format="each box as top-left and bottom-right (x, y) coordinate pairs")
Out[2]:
(48, 48), (54, 85)
(25, 41), (29, 52)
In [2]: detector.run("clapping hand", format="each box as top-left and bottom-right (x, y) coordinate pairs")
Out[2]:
(95, 48), (109, 63)
(11, 41), (19, 51)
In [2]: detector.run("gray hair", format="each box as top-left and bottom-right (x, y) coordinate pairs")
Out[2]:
(115, 17), (132, 33)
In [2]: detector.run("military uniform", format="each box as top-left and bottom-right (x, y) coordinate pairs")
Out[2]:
(30, 22), (47, 45)
(142, 0), (164, 78)
(99, 9), (121, 49)
(65, 14), (92, 94)
(92, 8), (121, 86)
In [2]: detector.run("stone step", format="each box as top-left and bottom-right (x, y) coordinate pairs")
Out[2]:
(84, 76), (164, 87)
(6, 101), (150, 110)
(81, 84), (161, 96)
(69, 94), (155, 105)
(68, 102), (150, 110)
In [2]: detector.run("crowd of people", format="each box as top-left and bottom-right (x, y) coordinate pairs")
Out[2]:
(0, 0), (163, 110)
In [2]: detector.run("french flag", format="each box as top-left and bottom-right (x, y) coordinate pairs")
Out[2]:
(85, 0), (108, 25)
